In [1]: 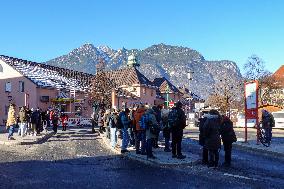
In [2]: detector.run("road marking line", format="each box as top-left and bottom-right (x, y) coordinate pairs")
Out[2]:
(223, 173), (258, 181)
(76, 154), (91, 157)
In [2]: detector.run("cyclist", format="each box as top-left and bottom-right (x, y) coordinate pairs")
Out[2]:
(261, 109), (275, 144)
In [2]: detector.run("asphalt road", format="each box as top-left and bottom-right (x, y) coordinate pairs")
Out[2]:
(0, 128), (283, 189)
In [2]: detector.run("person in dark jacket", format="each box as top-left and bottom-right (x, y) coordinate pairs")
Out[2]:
(198, 114), (209, 164)
(152, 105), (162, 148)
(50, 110), (59, 133)
(120, 108), (131, 153)
(170, 101), (187, 159)
(204, 109), (221, 167)
(30, 108), (40, 136)
(220, 115), (237, 167)
(261, 109), (274, 144)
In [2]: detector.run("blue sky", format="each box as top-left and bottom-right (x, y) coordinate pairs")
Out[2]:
(0, 0), (283, 74)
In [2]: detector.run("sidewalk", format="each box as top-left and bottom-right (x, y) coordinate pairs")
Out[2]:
(0, 126), (54, 145)
(184, 126), (284, 159)
(100, 132), (199, 166)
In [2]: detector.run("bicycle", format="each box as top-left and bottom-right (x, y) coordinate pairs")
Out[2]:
(256, 121), (271, 147)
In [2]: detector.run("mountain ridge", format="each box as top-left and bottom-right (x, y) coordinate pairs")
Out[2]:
(44, 43), (242, 99)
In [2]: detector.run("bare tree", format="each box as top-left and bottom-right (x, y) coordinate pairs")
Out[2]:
(244, 55), (266, 81)
(88, 59), (117, 112)
(205, 78), (243, 114)
(244, 55), (283, 106)
(259, 72), (283, 106)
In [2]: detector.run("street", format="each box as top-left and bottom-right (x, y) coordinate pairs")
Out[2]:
(0, 128), (283, 189)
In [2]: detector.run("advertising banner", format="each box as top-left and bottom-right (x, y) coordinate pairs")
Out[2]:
(244, 81), (259, 142)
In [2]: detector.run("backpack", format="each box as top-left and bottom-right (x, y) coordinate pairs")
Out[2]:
(139, 113), (150, 130)
(109, 115), (117, 128)
(269, 114), (275, 127)
(168, 109), (180, 128)
(116, 112), (124, 129)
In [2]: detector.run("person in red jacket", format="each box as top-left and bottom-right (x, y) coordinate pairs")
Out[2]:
(133, 105), (147, 155)
(61, 113), (68, 131)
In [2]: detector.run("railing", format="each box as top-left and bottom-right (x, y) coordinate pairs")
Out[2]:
(59, 117), (92, 127)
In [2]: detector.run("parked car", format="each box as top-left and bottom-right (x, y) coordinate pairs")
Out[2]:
(235, 113), (255, 128)
(271, 111), (284, 129)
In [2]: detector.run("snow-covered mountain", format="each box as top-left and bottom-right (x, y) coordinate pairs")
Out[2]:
(44, 43), (243, 99)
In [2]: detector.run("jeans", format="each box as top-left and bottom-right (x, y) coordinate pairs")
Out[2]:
(135, 130), (146, 153)
(110, 127), (117, 148)
(128, 128), (135, 146)
(8, 125), (15, 139)
(121, 128), (129, 150)
(264, 127), (272, 143)
(146, 138), (153, 157)
(18, 122), (27, 137)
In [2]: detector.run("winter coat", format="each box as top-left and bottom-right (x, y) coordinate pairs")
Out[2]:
(262, 111), (274, 128)
(51, 112), (59, 125)
(133, 107), (146, 131)
(171, 107), (187, 132)
(31, 110), (41, 124)
(109, 113), (118, 128)
(61, 115), (68, 124)
(198, 117), (207, 146)
(121, 111), (131, 129)
(18, 107), (27, 123)
(204, 114), (221, 150)
(220, 116), (237, 144)
(145, 109), (159, 140)
(6, 106), (16, 128)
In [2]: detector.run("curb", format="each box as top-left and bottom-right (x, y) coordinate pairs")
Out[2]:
(0, 132), (54, 146)
(233, 143), (284, 160)
(100, 133), (199, 167)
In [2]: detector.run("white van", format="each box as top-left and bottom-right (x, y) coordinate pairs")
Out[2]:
(271, 111), (284, 129)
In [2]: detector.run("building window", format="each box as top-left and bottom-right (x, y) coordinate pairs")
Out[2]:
(0, 64), (3, 72)
(19, 81), (24, 92)
(5, 82), (11, 92)
(142, 88), (146, 95)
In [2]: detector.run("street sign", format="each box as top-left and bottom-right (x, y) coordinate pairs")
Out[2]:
(244, 81), (259, 143)
(169, 101), (174, 108)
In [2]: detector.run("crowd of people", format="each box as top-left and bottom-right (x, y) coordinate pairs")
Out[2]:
(92, 101), (187, 159)
(5, 103), (68, 140)
(91, 102), (241, 167)
(5, 101), (275, 168)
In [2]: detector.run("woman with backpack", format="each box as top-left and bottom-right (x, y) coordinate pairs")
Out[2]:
(220, 115), (237, 167)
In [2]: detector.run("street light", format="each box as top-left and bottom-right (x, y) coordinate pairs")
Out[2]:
(187, 70), (194, 112)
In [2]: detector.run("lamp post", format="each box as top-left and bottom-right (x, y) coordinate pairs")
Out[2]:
(187, 70), (194, 112)
(165, 84), (170, 109)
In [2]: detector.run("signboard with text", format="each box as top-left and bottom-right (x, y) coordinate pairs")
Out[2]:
(244, 81), (259, 142)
